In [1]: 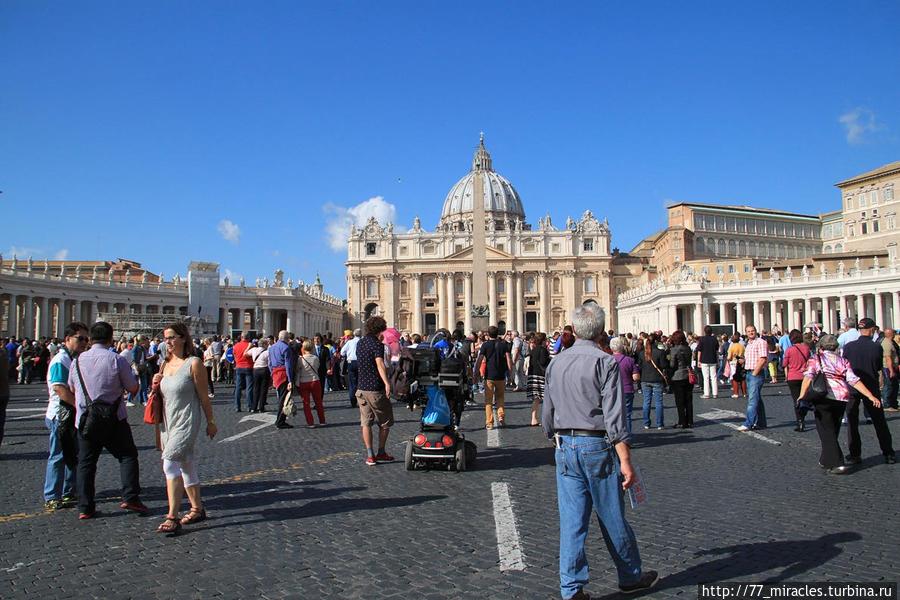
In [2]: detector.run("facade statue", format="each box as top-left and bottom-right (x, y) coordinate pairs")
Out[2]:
(801, 265), (809, 278)
(75, 264), (82, 278)
(223, 276), (230, 287)
(287, 277), (293, 289)
(27, 256), (33, 272)
(412, 216), (421, 232)
(59, 264), (66, 278)
(141, 271), (148, 284)
(263, 277), (269, 288)
(173, 273), (181, 285)
(92, 265), (99, 280)
(837, 261), (845, 276)
(769, 267), (776, 280)
(11, 255), (17, 270)
(873, 255), (880, 269)
(854, 257), (861, 272)
(274, 269), (284, 287)
(239, 277), (245, 288)
(785, 266), (793, 278)
(566, 216), (574, 230)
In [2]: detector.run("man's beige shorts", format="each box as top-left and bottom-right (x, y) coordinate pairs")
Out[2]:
(355, 390), (395, 428)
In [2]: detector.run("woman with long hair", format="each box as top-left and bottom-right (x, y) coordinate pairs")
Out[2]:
(782, 329), (812, 432)
(153, 322), (217, 535)
(668, 330), (694, 428)
(636, 332), (667, 429)
(727, 333), (746, 398)
(296, 339), (327, 428)
(526, 332), (551, 426)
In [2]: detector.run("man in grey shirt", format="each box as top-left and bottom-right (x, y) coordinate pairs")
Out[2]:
(542, 305), (657, 599)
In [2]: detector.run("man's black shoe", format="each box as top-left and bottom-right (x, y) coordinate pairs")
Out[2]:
(844, 455), (862, 465)
(886, 454), (896, 464)
(276, 422), (294, 429)
(619, 570), (659, 594)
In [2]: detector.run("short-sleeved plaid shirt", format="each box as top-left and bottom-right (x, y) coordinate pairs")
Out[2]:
(744, 337), (768, 373)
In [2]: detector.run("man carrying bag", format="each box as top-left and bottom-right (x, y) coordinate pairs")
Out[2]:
(68, 321), (148, 520)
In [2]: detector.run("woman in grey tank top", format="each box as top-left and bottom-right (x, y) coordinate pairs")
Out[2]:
(153, 323), (217, 535)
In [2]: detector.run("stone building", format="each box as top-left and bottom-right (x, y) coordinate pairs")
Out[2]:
(345, 136), (617, 334)
(0, 257), (344, 339)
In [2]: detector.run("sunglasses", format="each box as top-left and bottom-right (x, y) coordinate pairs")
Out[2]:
(75, 336), (89, 343)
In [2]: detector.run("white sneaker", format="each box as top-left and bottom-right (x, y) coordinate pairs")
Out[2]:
(736, 425), (749, 432)
(731, 394), (738, 398)
(125, 401), (136, 407)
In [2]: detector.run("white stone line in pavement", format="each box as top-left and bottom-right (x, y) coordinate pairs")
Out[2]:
(487, 427), (500, 448)
(9, 413), (45, 421)
(698, 409), (782, 446)
(219, 412), (277, 443)
(6, 408), (47, 412)
(491, 481), (526, 571)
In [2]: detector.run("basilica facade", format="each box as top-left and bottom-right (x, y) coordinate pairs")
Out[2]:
(345, 136), (619, 334)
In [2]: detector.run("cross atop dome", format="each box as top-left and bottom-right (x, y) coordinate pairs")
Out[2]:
(472, 132), (493, 172)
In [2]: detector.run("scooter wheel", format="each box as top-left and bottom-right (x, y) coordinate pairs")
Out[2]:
(455, 447), (466, 472)
(404, 441), (414, 471)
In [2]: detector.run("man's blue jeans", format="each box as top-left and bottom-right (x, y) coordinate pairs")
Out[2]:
(555, 435), (642, 598)
(623, 392), (634, 434)
(881, 369), (898, 409)
(642, 383), (664, 428)
(234, 368), (254, 411)
(743, 373), (767, 429)
(43, 417), (76, 501)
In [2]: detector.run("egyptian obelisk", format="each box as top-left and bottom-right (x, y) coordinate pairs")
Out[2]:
(470, 133), (491, 331)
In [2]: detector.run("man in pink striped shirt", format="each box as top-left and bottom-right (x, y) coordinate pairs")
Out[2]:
(738, 325), (769, 431)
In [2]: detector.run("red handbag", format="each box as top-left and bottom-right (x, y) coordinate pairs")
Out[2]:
(143, 385), (163, 425)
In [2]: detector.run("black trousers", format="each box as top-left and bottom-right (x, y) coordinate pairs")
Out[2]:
(252, 368), (271, 411)
(812, 398), (846, 468)
(205, 366), (215, 395)
(77, 419), (141, 513)
(347, 361), (358, 407)
(274, 381), (289, 426)
(671, 380), (693, 426)
(786, 380), (810, 422)
(846, 393), (895, 459)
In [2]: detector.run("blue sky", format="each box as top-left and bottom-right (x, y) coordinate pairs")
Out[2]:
(2, 1), (899, 297)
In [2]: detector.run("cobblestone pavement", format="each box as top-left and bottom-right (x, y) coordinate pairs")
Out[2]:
(1, 379), (898, 599)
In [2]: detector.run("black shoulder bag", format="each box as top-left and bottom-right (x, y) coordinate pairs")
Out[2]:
(75, 357), (121, 443)
(803, 351), (832, 403)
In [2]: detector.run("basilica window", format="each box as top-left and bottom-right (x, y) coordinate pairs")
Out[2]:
(694, 215), (705, 230)
(696, 238), (705, 254)
(399, 245), (408, 256)
(423, 243), (436, 255)
(455, 278), (464, 295)
(552, 277), (561, 294)
(400, 279), (409, 297)
(496, 243), (505, 253)
(366, 242), (377, 256)
(738, 240), (747, 256)
(497, 278), (506, 294)
(834, 222), (843, 236)
(366, 278), (378, 298)
(525, 276), (536, 293)
(727, 218), (736, 232)
(748, 240), (757, 257)
(766, 221), (775, 235)
(583, 238), (594, 252)
(862, 222), (868, 235)
(716, 216), (726, 230)
(873, 220), (880, 233)
(717, 239), (726, 254)
(584, 276), (596, 293)
(424, 277), (436, 295)
(846, 196), (854, 209)
(727, 240), (736, 256)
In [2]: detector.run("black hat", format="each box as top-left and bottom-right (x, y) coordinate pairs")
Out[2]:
(857, 317), (877, 330)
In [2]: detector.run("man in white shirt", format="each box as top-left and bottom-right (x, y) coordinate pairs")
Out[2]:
(341, 329), (361, 408)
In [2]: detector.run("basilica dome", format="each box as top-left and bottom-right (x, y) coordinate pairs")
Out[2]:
(439, 136), (525, 229)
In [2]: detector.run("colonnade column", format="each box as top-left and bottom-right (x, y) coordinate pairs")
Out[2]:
(487, 272), (497, 328)
(693, 303), (703, 334)
(751, 301), (762, 329)
(875, 293), (885, 330)
(803, 298), (811, 330)
(668, 304), (678, 333)
(538, 271), (549, 333)
(735, 302), (744, 331)
(55, 301), (65, 337)
(38, 297), (50, 337)
(23, 296), (34, 339)
(412, 275), (422, 334)
(839, 296), (849, 324)
(463, 273), (472, 333)
(8, 294), (18, 338)
(892, 292), (900, 329)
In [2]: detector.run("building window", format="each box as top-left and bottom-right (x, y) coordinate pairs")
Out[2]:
(584, 276), (596, 293)
(748, 240), (757, 257)
(862, 211), (867, 219)
(400, 279), (408, 297)
(871, 190), (878, 206)
(766, 221), (775, 235)
(873, 220), (880, 233)
(846, 196), (853, 209)
(834, 222), (843, 236)
(366, 278), (377, 297)
(727, 240), (736, 256)
(824, 245), (832, 254)
(523, 242), (536, 252)
(728, 264), (735, 273)
(834, 243), (843, 252)
(423, 243), (435, 254)
(399, 245), (408, 256)
(862, 222), (868, 235)
(551, 243), (560, 253)
(717, 239), (726, 254)
(455, 278), (464, 294)
(859, 193), (867, 208)
(424, 277), (435, 295)
(738, 240), (747, 256)
(716, 265), (724, 275)
(694, 215), (705, 230)
(885, 187), (894, 201)
(716, 216), (726, 231)
(743, 264), (750, 273)
(497, 278), (505, 294)
(888, 215), (896, 230)
(552, 277), (561, 294)
(583, 238), (594, 252)
(525, 276), (536, 293)
(366, 242), (376, 256)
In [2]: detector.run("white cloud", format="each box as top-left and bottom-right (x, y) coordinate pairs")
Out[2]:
(323, 196), (404, 252)
(4, 246), (69, 260)
(221, 268), (243, 284)
(839, 107), (880, 145)
(217, 219), (241, 244)
(53, 248), (69, 260)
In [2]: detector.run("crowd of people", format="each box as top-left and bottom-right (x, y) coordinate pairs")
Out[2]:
(1, 308), (897, 599)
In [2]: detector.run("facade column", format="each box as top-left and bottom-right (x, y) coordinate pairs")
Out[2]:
(487, 272), (497, 328)
(464, 273), (473, 333)
(446, 272), (455, 329)
(735, 302), (744, 332)
(412, 275), (422, 334)
(437, 273), (447, 330)
(383, 274), (397, 329)
(693, 302), (703, 334)
(23, 295), (34, 339)
(839, 295), (848, 324)
(538, 271), (549, 333)
(875, 292), (885, 329)
(505, 272), (514, 331)
(892, 292), (900, 330)
(564, 270), (577, 322)
(514, 272), (523, 332)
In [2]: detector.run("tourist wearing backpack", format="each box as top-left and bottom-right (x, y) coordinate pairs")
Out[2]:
(473, 325), (513, 429)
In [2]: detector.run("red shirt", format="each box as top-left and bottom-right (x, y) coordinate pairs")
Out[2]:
(234, 340), (254, 369)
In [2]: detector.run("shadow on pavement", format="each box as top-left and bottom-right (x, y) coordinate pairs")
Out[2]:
(588, 532), (863, 599)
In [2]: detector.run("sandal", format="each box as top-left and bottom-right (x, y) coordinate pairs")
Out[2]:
(157, 515), (181, 535)
(180, 507), (207, 525)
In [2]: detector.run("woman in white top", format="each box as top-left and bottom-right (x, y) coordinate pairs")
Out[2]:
(249, 339), (270, 413)
(295, 340), (326, 428)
